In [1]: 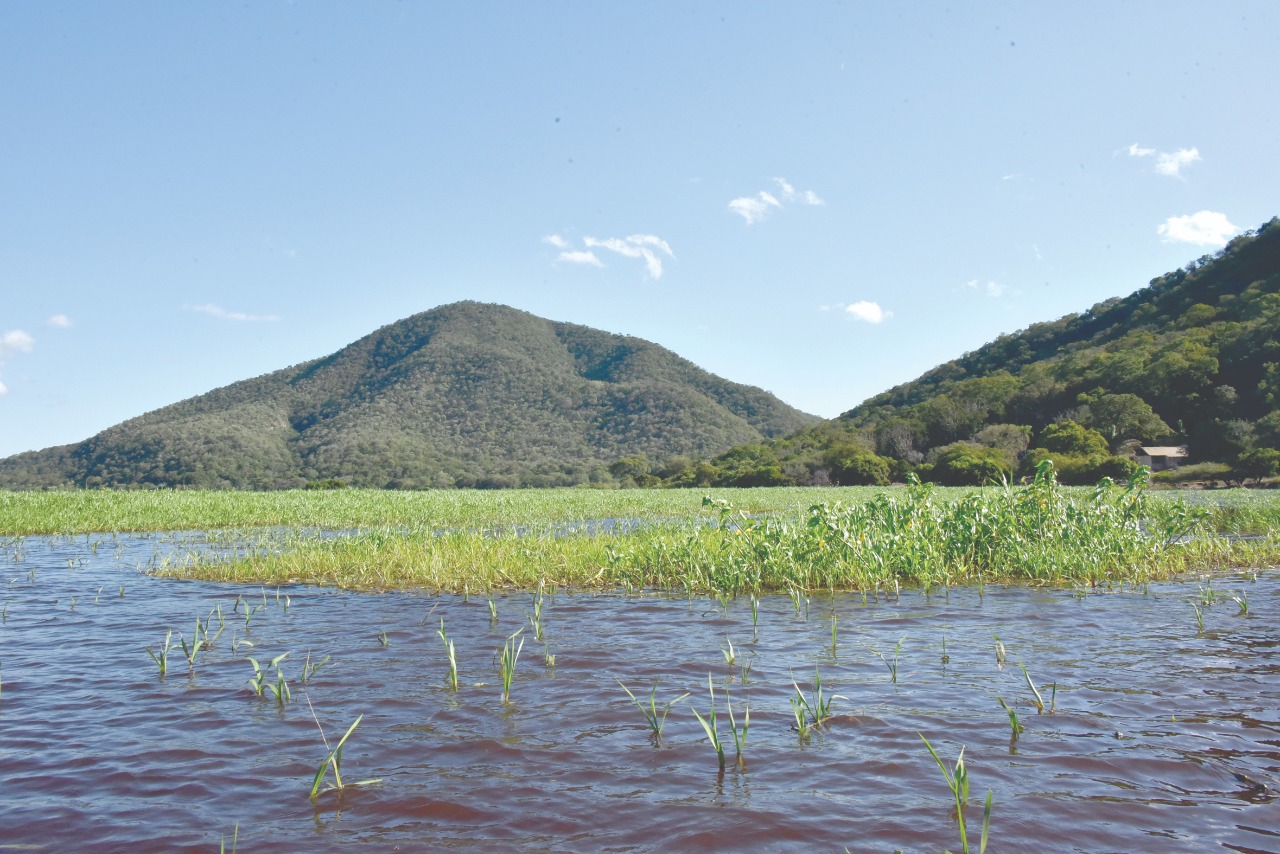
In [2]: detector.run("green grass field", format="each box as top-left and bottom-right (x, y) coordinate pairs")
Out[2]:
(6, 474), (1279, 594)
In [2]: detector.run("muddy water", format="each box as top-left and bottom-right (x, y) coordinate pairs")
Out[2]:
(1, 534), (1277, 853)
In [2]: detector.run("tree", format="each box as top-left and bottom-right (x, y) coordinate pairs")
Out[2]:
(821, 445), (891, 486)
(1076, 393), (1172, 448)
(929, 443), (1011, 486)
(1037, 421), (1110, 457)
(1235, 448), (1280, 485)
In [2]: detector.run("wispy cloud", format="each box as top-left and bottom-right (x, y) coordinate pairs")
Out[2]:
(728, 177), (824, 224)
(822, 301), (891, 323)
(547, 233), (675, 278)
(1126, 143), (1201, 178)
(0, 329), (35, 396)
(186, 304), (280, 322)
(1157, 210), (1240, 247)
(963, 279), (1014, 298)
(46, 314), (72, 328)
(557, 249), (603, 267)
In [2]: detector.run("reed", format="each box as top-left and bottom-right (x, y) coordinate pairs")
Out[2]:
(616, 679), (689, 739)
(690, 673), (748, 768)
(1019, 663), (1046, 714)
(300, 650), (331, 684)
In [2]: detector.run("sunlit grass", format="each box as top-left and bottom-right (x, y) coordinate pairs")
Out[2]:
(143, 466), (1280, 593)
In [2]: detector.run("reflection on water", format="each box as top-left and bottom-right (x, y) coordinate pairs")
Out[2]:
(0, 534), (1276, 852)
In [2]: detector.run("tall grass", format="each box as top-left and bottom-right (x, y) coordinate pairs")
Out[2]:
(155, 463), (1280, 593)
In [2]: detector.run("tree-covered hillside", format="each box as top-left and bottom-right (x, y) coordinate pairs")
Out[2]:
(0, 302), (818, 489)
(655, 217), (1280, 487)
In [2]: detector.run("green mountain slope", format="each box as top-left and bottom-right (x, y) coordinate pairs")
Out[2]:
(669, 216), (1280, 487)
(0, 302), (818, 489)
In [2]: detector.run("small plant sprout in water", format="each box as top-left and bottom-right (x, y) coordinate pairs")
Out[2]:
(300, 650), (331, 684)
(1019, 662), (1050, 714)
(919, 733), (993, 854)
(616, 679), (689, 740)
(487, 597), (498, 623)
(248, 652), (290, 701)
(790, 667), (844, 730)
(721, 637), (736, 668)
(307, 702), (381, 802)
(376, 630), (390, 648)
(438, 618), (459, 690)
(1193, 603), (1205, 633)
(941, 636), (951, 665)
(750, 594), (759, 633)
(997, 697), (1025, 737)
(993, 634), (1007, 670)
(1231, 592), (1249, 615)
(147, 629), (173, 677)
(499, 629), (524, 704)
(874, 637), (905, 684)
(691, 673), (748, 769)
(830, 612), (839, 653)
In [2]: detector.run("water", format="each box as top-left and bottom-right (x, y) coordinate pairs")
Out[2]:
(1, 534), (1277, 852)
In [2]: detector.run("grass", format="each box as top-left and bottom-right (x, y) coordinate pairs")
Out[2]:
(499, 630), (524, 704)
(143, 466), (1280, 594)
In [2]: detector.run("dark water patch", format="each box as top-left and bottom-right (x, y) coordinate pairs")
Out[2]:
(0, 535), (1277, 851)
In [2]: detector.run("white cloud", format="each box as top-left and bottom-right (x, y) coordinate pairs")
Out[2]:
(186, 303), (280, 322)
(1157, 210), (1240, 247)
(583, 233), (675, 278)
(1127, 143), (1200, 178)
(1155, 147), (1201, 177)
(543, 234), (570, 249)
(557, 250), (603, 267)
(729, 177), (823, 224)
(963, 279), (1014, 298)
(844, 301), (891, 323)
(46, 314), (72, 328)
(1, 329), (35, 355)
(0, 329), (35, 396)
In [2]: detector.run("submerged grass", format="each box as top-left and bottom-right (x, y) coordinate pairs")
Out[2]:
(150, 464), (1280, 593)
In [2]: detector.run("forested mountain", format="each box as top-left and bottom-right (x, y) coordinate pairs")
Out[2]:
(0, 302), (818, 489)
(660, 216), (1280, 487)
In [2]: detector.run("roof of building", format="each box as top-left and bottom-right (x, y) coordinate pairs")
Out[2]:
(1137, 446), (1188, 457)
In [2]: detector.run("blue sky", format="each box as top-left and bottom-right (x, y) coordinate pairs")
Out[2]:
(2, 1), (1278, 458)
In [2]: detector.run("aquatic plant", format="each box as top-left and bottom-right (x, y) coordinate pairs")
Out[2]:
(874, 636), (905, 684)
(616, 679), (689, 739)
(248, 652), (290, 701)
(300, 650), (331, 684)
(307, 707), (380, 801)
(993, 635), (1007, 670)
(1019, 662), (1048, 714)
(691, 674), (746, 768)
(790, 667), (843, 728)
(146, 629), (172, 677)
(487, 597), (498, 623)
(997, 697), (1024, 737)
(499, 629), (524, 703)
(437, 618), (458, 690)
(376, 630), (390, 648)
(919, 733), (992, 854)
(721, 637), (736, 668)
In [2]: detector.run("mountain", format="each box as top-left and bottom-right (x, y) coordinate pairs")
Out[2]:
(0, 302), (818, 489)
(664, 216), (1280, 487)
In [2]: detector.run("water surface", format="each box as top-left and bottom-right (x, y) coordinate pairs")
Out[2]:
(0, 534), (1276, 852)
